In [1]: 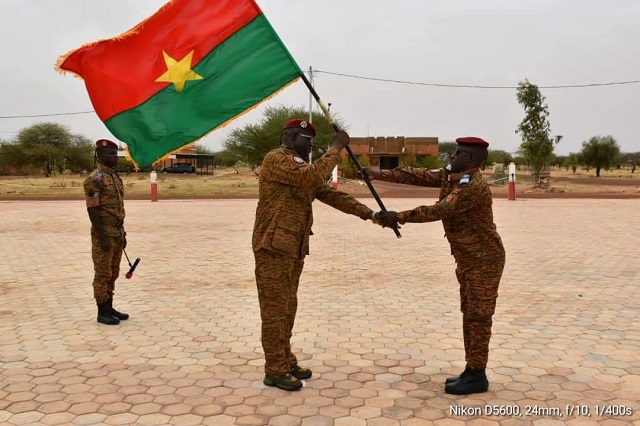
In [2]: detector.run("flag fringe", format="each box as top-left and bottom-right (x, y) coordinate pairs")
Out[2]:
(124, 76), (302, 170)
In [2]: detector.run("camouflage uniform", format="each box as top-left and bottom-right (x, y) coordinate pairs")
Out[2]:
(84, 164), (126, 304)
(253, 146), (373, 376)
(381, 166), (505, 369)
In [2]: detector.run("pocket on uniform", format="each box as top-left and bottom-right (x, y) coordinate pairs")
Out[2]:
(271, 219), (303, 256)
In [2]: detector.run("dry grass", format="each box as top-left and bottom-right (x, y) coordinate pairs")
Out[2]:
(0, 166), (637, 199)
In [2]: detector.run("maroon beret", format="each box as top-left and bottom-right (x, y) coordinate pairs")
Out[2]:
(456, 136), (489, 148)
(95, 139), (119, 150)
(284, 119), (317, 137)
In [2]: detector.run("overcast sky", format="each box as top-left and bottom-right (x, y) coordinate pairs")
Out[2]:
(1, 0), (639, 156)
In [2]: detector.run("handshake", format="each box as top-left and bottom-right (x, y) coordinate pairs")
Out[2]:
(372, 210), (400, 228)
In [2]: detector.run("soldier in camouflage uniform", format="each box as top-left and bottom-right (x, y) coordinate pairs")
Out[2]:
(253, 119), (379, 391)
(366, 136), (505, 395)
(83, 139), (129, 325)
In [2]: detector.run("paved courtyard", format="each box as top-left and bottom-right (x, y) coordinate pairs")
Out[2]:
(1, 198), (639, 425)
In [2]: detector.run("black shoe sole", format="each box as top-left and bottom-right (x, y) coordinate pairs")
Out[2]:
(263, 377), (302, 391)
(444, 383), (489, 395)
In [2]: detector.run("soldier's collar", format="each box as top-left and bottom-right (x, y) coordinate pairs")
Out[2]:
(446, 167), (479, 182)
(98, 164), (116, 174)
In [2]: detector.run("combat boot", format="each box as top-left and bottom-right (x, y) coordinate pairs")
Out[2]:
(445, 367), (470, 384)
(445, 368), (489, 395)
(290, 364), (312, 380)
(107, 298), (129, 320)
(97, 301), (119, 325)
(263, 373), (303, 391)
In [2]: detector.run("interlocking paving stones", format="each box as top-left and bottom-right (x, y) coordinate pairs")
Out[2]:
(1, 198), (639, 425)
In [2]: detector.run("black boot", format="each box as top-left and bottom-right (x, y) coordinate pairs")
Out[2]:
(445, 367), (470, 385)
(97, 301), (119, 325)
(107, 298), (129, 320)
(445, 368), (489, 395)
(263, 373), (303, 391)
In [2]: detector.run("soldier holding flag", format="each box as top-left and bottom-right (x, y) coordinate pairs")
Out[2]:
(253, 119), (381, 391)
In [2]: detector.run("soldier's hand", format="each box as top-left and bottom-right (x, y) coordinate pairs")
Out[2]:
(360, 167), (381, 181)
(331, 130), (350, 151)
(374, 211), (399, 229)
(100, 235), (111, 251)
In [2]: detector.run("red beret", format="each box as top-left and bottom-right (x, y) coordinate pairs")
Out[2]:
(95, 139), (119, 150)
(456, 136), (489, 148)
(284, 119), (316, 137)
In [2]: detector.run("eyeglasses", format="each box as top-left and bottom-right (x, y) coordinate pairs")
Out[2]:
(297, 133), (313, 140)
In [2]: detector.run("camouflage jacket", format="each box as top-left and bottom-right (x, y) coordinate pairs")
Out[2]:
(381, 167), (504, 261)
(253, 146), (373, 259)
(83, 164), (125, 233)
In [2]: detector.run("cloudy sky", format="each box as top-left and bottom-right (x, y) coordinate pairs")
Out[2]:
(1, 0), (639, 155)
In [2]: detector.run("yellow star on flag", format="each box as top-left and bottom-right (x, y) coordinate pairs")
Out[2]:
(155, 50), (203, 92)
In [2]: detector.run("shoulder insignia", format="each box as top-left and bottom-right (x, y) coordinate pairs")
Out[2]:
(92, 172), (103, 183)
(429, 168), (441, 173)
(441, 194), (454, 207)
(293, 156), (306, 164)
(459, 174), (471, 186)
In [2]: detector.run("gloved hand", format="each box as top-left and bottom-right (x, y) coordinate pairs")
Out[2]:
(373, 211), (399, 228)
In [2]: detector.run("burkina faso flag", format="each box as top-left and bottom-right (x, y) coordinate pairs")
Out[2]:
(56, 0), (302, 168)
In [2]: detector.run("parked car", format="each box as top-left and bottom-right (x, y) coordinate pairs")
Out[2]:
(160, 163), (196, 174)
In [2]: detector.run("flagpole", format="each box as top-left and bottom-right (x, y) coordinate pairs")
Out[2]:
(300, 72), (401, 239)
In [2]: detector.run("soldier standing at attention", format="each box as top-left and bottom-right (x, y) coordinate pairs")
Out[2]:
(83, 139), (129, 325)
(364, 137), (505, 395)
(253, 119), (379, 391)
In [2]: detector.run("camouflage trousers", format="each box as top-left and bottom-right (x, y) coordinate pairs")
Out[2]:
(456, 252), (505, 370)
(254, 249), (304, 376)
(91, 228), (124, 304)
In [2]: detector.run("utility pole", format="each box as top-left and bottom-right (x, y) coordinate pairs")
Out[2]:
(308, 66), (314, 163)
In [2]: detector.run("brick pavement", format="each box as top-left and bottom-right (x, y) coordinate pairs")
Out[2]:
(1, 198), (639, 425)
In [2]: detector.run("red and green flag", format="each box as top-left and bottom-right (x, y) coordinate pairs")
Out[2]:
(56, 0), (302, 168)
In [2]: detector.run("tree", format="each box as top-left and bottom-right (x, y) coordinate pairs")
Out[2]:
(619, 152), (640, 173)
(580, 135), (620, 177)
(0, 122), (94, 175)
(515, 79), (559, 185)
(563, 153), (582, 174)
(486, 150), (514, 167)
(223, 105), (345, 168)
(214, 149), (242, 173)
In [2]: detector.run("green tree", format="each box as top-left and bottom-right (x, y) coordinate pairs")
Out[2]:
(563, 153), (582, 174)
(486, 150), (514, 167)
(214, 149), (242, 173)
(223, 105), (345, 168)
(580, 135), (620, 177)
(0, 122), (94, 175)
(515, 79), (559, 185)
(619, 152), (640, 173)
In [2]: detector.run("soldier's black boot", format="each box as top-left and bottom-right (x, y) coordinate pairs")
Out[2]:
(445, 367), (470, 385)
(445, 368), (488, 395)
(290, 364), (312, 380)
(263, 373), (303, 391)
(107, 298), (129, 320)
(97, 301), (120, 325)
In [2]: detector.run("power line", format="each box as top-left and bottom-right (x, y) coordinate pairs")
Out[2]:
(313, 70), (640, 89)
(2, 71), (639, 120)
(0, 111), (94, 119)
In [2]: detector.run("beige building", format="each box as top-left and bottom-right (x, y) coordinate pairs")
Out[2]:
(349, 136), (439, 169)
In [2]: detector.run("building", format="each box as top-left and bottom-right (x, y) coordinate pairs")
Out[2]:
(155, 145), (216, 175)
(349, 136), (439, 169)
